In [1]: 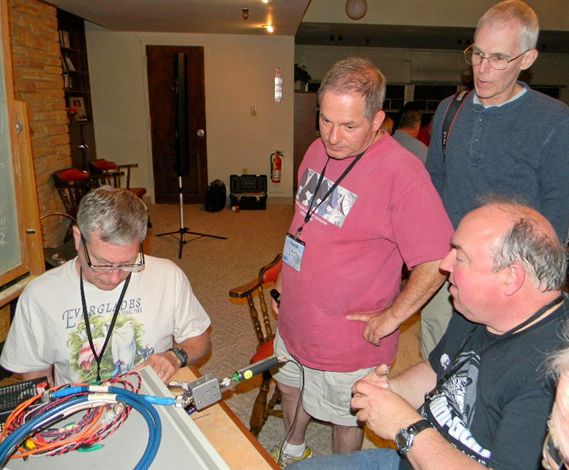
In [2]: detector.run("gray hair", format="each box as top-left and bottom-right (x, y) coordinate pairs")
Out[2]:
(477, 0), (539, 51)
(486, 199), (567, 291)
(77, 186), (148, 245)
(318, 57), (386, 121)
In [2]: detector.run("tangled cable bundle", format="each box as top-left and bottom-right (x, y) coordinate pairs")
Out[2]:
(0, 371), (163, 470)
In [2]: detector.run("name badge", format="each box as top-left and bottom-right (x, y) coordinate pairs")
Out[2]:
(283, 233), (305, 272)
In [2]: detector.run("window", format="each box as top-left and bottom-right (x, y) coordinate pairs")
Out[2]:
(413, 84), (460, 112)
(384, 85), (405, 112)
(531, 85), (561, 99)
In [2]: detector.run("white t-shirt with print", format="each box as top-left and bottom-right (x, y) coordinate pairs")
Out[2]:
(0, 256), (210, 385)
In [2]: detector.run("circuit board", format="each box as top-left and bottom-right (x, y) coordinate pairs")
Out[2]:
(0, 377), (49, 432)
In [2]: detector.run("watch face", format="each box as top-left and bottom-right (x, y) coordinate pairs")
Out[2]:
(395, 429), (411, 452)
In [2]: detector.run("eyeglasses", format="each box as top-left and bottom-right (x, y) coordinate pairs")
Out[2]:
(543, 431), (568, 470)
(81, 234), (145, 273)
(463, 45), (529, 70)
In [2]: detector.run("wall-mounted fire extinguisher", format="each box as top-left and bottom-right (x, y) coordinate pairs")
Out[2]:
(270, 151), (283, 183)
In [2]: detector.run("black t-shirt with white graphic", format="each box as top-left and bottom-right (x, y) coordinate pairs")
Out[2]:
(399, 297), (568, 470)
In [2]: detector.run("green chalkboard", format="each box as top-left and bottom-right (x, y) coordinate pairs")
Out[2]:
(0, 13), (22, 278)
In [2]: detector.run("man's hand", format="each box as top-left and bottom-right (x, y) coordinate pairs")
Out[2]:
(347, 260), (447, 345)
(352, 377), (422, 440)
(135, 351), (180, 383)
(360, 363), (391, 389)
(346, 307), (400, 345)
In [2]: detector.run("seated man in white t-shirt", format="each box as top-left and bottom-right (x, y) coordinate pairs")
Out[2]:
(0, 186), (211, 386)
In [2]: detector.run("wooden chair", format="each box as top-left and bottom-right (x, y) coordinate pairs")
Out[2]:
(88, 158), (122, 187)
(90, 159), (151, 227)
(40, 212), (77, 269)
(229, 254), (283, 436)
(52, 168), (97, 229)
(89, 159), (147, 198)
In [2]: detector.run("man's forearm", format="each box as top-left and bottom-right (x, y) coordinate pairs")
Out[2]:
(346, 259), (448, 343)
(389, 259), (447, 323)
(177, 332), (210, 367)
(390, 361), (437, 409)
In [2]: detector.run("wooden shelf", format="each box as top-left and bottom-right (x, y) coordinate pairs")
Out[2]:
(57, 9), (96, 170)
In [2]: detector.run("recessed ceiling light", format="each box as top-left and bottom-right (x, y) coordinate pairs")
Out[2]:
(262, 0), (274, 4)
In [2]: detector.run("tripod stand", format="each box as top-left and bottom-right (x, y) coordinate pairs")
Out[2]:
(156, 52), (226, 258)
(156, 176), (227, 259)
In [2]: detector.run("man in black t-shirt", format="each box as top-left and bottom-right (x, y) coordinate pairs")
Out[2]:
(291, 198), (568, 470)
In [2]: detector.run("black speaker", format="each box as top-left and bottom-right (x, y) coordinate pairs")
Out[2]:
(173, 52), (189, 177)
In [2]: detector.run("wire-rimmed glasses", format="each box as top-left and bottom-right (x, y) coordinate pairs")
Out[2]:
(81, 234), (145, 273)
(463, 45), (529, 70)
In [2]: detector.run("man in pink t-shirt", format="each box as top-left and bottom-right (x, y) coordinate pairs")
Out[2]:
(271, 57), (453, 466)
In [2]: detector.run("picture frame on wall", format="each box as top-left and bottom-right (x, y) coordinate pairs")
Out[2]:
(68, 96), (88, 122)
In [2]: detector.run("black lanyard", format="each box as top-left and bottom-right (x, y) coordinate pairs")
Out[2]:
(296, 149), (366, 237)
(434, 295), (564, 389)
(80, 268), (132, 383)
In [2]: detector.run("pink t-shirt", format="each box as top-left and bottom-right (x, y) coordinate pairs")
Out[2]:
(279, 134), (453, 371)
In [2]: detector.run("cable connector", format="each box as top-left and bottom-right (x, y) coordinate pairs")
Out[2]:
(186, 375), (222, 411)
(168, 356), (285, 412)
(231, 355), (281, 384)
(175, 393), (193, 408)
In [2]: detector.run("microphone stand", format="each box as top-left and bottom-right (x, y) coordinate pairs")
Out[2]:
(155, 176), (227, 259)
(155, 52), (226, 259)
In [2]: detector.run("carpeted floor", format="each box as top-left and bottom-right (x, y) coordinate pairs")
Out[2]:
(145, 200), (422, 458)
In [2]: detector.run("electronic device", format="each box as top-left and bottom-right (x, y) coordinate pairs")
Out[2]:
(269, 288), (281, 306)
(4, 367), (229, 470)
(0, 377), (49, 432)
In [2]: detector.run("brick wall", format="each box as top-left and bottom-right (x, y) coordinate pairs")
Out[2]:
(8, 0), (71, 247)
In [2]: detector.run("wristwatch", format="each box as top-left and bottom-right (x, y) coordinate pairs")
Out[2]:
(168, 347), (188, 368)
(395, 419), (432, 455)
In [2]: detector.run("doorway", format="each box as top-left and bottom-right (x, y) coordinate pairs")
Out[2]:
(146, 46), (207, 204)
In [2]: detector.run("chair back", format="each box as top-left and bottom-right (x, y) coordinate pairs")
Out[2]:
(40, 212), (77, 268)
(229, 254), (282, 347)
(90, 159), (146, 199)
(228, 254), (284, 436)
(116, 163), (147, 199)
(89, 159), (121, 187)
(52, 168), (96, 220)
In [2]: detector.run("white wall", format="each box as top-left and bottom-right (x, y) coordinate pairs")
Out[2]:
(85, 24), (296, 201)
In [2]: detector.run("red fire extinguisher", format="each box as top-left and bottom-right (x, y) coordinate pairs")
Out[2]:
(270, 151), (283, 183)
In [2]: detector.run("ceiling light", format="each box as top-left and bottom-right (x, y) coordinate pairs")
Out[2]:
(345, 0), (367, 20)
(262, 0), (274, 4)
(264, 24), (274, 33)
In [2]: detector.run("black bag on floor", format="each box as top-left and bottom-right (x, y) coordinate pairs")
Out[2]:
(205, 179), (226, 212)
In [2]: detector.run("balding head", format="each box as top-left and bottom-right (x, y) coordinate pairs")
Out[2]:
(475, 201), (566, 291)
(441, 198), (565, 332)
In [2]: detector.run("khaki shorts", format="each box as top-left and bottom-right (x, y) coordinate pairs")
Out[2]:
(273, 332), (373, 426)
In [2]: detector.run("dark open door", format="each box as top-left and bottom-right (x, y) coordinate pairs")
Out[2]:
(146, 46), (207, 204)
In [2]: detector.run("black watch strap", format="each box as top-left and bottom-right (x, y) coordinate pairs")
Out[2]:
(168, 347), (188, 368)
(408, 419), (432, 435)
